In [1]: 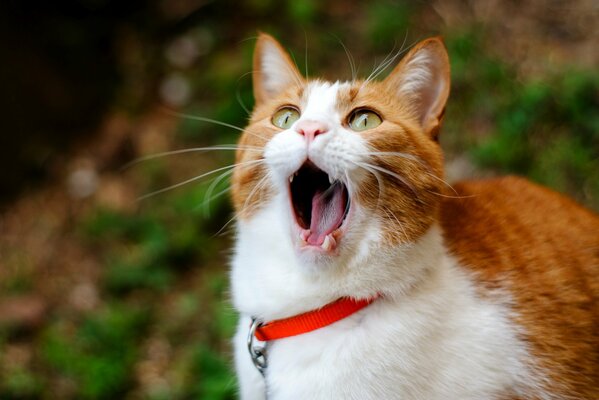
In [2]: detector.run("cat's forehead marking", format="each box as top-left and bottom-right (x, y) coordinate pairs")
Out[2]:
(301, 81), (352, 121)
(336, 83), (361, 110)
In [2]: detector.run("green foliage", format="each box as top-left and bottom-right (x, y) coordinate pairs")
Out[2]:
(189, 345), (236, 400)
(1, 367), (43, 399)
(473, 70), (599, 203)
(286, 0), (319, 24)
(366, 1), (412, 51)
(42, 305), (149, 399)
(443, 30), (599, 208)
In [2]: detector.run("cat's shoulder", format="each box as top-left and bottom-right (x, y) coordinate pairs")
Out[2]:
(440, 175), (599, 242)
(439, 174), (598, 290)
(439, 177), (599, 398)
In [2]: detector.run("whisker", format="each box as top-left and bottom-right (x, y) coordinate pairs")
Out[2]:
(234, 71), (254, 116)
(214, 201), (259, 238)
(332, 34), (357, 81)
(343, 171), (354, 215)
(286, 50), (306, 88)
(382, 205), (408, 242)
(198, 185), (232, 217)
(355, 161), (419, 199)
(303, 28), (309, 78)
(358, 151), (422, 164)
(236, 88), (250, 116)
(213, 211), (241, 238)
(349, 161), (385, 207)
(242, 171), (271, 214)
(364, 33), (415, 85)
(364, 48), (393, 84)
(423, 172), (460, 196)
(138, 159), (264, 201)
(201, 167), (236, 216)
(122, 145), (262, 170)
(160, 108), (269, 142)
(365, 40), (401, 83)
(426, 191), (477, 199)
(214, 171), (271, 237)
(369, 33), (412, 82)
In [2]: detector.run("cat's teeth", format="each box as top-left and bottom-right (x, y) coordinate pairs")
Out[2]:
(289, 171), (300, 183)
(328, 175), (334, 185)
(299, 229), (310, 244)
(321, 234), (336, 251)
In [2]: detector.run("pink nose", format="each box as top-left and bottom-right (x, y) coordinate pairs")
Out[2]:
(295, 120), (329, 143)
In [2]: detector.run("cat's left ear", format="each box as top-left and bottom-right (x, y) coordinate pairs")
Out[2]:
(384, 37), (450, 139)
(253, 33), (304, 105)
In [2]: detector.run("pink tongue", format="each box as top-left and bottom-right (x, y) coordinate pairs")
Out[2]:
(307, 184), (346, 246)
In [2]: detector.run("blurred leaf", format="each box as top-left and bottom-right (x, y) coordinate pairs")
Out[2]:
(42, 305), (149, 399)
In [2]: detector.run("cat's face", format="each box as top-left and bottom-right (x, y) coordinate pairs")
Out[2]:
(232, 34), (450, 270)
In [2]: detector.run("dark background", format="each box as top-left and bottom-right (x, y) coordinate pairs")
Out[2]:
(0, 1), (597, 398)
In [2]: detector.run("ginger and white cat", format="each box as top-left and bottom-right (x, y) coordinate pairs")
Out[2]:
(229, 33), (599, 399)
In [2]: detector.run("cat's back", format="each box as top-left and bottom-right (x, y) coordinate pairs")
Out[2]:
(440, 175), (599, 398)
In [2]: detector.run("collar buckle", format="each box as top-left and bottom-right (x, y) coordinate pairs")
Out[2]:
(247, 317), (268, 375)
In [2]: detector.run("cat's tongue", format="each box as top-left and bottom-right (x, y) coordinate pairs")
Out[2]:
(307, 183), (346, 246)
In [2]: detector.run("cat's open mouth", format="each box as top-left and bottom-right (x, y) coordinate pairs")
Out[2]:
(288, 162), (350, 251)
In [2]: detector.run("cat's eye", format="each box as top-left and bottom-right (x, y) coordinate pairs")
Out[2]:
(348, 109), (382, 132)
(272, 107), (300, 129)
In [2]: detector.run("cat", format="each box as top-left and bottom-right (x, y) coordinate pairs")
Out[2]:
(229, 33), (599, 400)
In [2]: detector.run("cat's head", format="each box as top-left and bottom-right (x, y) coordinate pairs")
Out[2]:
(232, 33), (449, 272)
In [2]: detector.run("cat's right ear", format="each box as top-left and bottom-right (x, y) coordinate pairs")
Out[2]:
(383, 37), (450, 140)
(253, 33), (304, 105)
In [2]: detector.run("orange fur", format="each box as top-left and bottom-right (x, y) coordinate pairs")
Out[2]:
(441, 177), (599, 398)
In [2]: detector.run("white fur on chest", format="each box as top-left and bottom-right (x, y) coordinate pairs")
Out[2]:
(231, 200), (542, 400)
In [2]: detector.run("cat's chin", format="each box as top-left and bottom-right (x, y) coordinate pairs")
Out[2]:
(293, 244), (343, 271)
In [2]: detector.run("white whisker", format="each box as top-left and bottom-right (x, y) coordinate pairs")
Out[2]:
(423, 172), (460, 196)
(427, 191), (477, 199)
(355, 161), (419, 200)
(201, 167), (236, 216)
(286, 51), (306, 88)
(333, 34), (357, 81)
(138, 159), (264, 201)
(348, 161), (385, 208)
(122, 145), (262, 170)
(242, 171), (271, 214)
(363, 33), (414, 86)
(214, 171), (271, 237)
(303, 29), (309, 79)
(382, 205), (408, 242)
(160, 108), (269, 142)
(358, 151), (423, 164)
(236, 88), (250, 116)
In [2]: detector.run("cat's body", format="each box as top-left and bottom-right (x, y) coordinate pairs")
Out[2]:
(230, 34), (599, 399)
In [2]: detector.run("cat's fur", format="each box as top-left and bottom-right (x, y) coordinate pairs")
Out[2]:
(230, 33), (599, 399)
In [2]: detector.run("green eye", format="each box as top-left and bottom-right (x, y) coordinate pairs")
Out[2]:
(348, 109), (382, 132)
(272, 107), (300, 129)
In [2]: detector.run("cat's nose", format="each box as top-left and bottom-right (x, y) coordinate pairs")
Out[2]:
(295, 120), (329, 143)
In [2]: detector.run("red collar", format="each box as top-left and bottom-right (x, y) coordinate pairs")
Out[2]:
(254, 295), (380, 341)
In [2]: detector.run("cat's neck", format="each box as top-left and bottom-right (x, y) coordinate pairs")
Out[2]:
(230, 192), (446, 321)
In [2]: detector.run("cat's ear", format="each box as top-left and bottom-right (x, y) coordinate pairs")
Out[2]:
(253, 33), (304, 104)
(384, 37), (450, 139)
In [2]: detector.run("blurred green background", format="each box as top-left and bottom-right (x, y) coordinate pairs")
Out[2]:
(0, 0), (597, 399)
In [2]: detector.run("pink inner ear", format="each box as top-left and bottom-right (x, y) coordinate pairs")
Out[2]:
(254, 35), (304, 103)
(383, 39), (450, 135)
